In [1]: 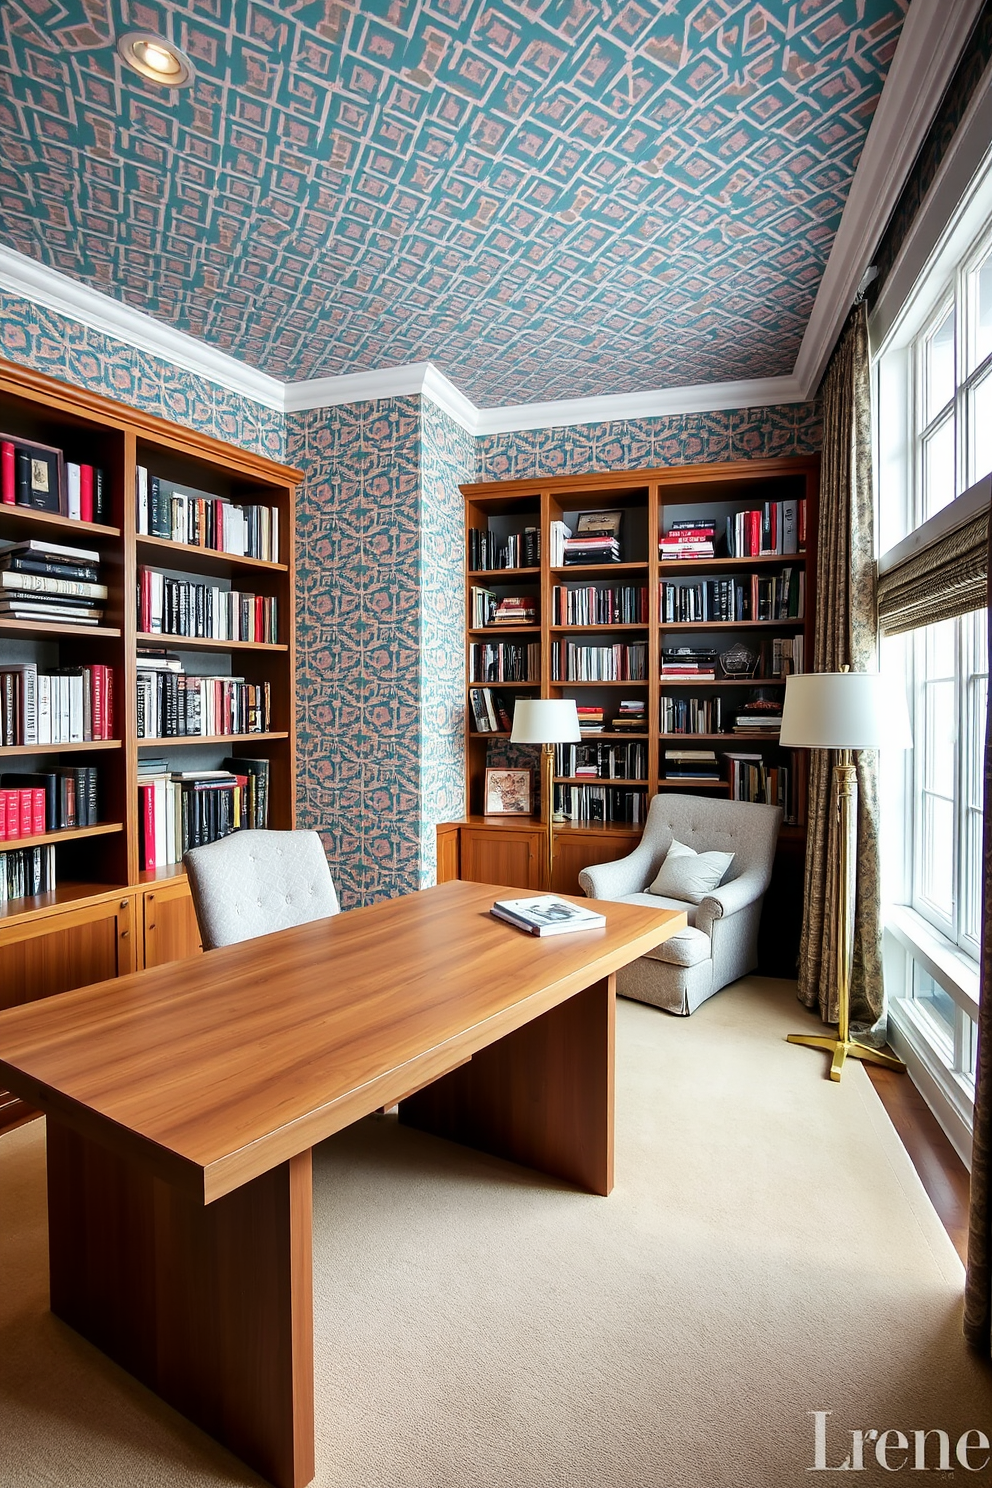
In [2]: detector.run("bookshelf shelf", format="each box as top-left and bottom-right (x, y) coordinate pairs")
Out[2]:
(137, 732), (289, 747)
(659, 554), (803, 572)
(1, 821), (123, 852)
(659, 619), (804, 630)
(467, 566), (540, 578)
(0, 740), (122, 756)
(550, 562), (648, 576)
(0, 504), (120, 542)
(135, 632), (288, 652)
(550, 624), (648, 633)
(555, 776), (647, 786)
(468, 626), (541, 636)
(136, 534), (288, 575)
(0, 357), (300, 1102)
(0, 618), (121, 639)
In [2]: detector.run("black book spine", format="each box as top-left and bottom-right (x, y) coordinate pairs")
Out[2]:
(15, 450), (30, 507)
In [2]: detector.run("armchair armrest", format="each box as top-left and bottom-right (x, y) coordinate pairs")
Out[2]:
(579, 841), (658, 900)
(694, 870), (768, 935)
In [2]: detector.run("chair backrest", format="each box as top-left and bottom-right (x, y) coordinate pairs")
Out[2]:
(637, 793), (782, 893)
(183, 829), (340, 950)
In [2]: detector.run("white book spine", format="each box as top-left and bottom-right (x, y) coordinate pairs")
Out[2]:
(37, 675), (50, 745)
(271, 506), (279, 564)
(69, 673), (84, 743)
(137, 466), (148, 535)
(66, 463), (81, 521)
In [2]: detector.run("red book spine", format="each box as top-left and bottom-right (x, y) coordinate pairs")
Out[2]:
(255, 595), (263, 643)
(105, 664), (114, 738)
(747, 510), (761, 556)
(18, 790), (32, 837)
(0, 791), (5, 841)
(140, 783), (155, 871)
(32, 787), (45, 835)
(79, 463), (94, 522)
(140, 568), (151, 633)
(4, 792), (17, 839)
(91, 664), (104, 740)
(1, 442), (15, 504)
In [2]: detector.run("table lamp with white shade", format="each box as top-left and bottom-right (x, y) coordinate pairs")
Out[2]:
(510, 698), (581, 890)
(779, 668), (912, 1081)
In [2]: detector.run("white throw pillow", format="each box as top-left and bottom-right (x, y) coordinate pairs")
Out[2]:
(647, 838), (734, 905)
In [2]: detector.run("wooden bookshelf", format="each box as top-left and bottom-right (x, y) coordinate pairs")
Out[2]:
(0, 358), (300, 1130)
(446, 457), (819, 972)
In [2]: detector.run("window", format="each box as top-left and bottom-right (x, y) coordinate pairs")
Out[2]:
(915, 235), (992, 522)
(911, 608), (987, 960)
(873, 157), (992, 1166)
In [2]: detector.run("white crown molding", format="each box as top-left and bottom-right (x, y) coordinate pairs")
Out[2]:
(794, 0), (984, 399)
(469, 376), (807, 435)
(0, 244), (285, 412)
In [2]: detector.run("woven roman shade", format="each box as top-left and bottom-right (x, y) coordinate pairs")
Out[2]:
(877, 505), (989, 635)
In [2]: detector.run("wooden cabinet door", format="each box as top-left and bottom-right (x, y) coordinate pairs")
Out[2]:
(459, 826), (543, 892)
(435, 824), (460, 884)
(0, 893), (136, 1130)
(552, 830), (641, 897)
(142, 880), (203, 968)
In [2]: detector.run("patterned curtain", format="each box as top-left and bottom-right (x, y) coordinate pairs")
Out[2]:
(798, 302), (885, 1035)
(964, 533), (992, 1351)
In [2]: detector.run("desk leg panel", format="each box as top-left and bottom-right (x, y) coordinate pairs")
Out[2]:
(46, 1120), (315, 1488)
(399, 975), (615, 1196)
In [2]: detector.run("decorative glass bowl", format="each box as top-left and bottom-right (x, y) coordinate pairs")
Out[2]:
(720, 643), (759, 678)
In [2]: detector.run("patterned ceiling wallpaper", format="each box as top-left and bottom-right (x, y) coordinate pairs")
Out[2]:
(0, 0), (907, 404)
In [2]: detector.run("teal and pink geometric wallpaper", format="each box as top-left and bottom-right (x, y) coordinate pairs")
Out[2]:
(0, 0), (905, 403)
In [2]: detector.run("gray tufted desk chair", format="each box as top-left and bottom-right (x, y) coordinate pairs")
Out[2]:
(183, 829), (340, 950)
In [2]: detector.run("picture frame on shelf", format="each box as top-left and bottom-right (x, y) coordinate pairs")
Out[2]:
(0, 432), (65, 515)
(484, 766), (533, 816)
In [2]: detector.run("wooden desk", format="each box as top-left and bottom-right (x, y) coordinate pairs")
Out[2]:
(0, 880), (683, 1488)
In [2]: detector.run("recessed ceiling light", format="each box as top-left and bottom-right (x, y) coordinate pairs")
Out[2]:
(117, 32), (195, 88)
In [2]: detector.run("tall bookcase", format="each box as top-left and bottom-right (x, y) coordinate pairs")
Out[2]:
(0, 359), (299, 1131)
(443, 455), (819, 970)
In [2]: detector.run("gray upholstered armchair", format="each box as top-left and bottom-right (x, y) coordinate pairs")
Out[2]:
(578, 794), (782, 1015)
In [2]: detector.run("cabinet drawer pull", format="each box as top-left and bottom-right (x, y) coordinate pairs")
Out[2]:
(120, 929), (129, 938)
(147, 924), (155, 931)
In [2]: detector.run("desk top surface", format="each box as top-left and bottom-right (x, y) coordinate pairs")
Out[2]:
(0, 881), (682, 1200)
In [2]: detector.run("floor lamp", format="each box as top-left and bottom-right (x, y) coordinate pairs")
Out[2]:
(779, 669), (912, 1082)
(510, 698), (581, 891)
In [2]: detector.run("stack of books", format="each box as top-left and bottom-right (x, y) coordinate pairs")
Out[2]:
(660, 519), (717, 560)
(0, 767), (99, 834)
(661, 647), (718, 679)
(733, 701), (783, 735)
(136, 652), (272, 738)
(576, 705), (605, 734)
(0, 661), (114, 745)
(726, 499), (805, 558)
(663, 748), (720, 781)
(611, 699), (647, 731)
(137, 757), (270, 869)
(563, 510), (622, 566)
(468, 688), (512, 733)
(493, 596), (537, 624)
(136, 472), (280, 561)
(0, 539), (107, 626)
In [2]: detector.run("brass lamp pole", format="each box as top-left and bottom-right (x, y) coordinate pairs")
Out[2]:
(510, 699), (582, 891)
(779, 670), (912, 1082)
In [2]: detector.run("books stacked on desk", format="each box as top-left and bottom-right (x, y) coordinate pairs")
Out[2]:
(611, 699), (647, 731)
(562, 510), (622, 566)
(659, 519), (717, 560)
(661, 647), (718, 679)
(0, 539), (107, 626)
(663, 748), (720, 781)
(0, 661), (114, 745)
(0, 767), (99, 835)
(493, 596), (537, 624)
(576, 705), (605, 734)
(491, 895), (606, 936)
(137, 756), (270, 869)
(733, 701), (783, 735)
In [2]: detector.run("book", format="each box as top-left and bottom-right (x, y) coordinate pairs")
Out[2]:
(0, 570), (107, 599)
(0, 538), (100, 564)
(490, 895), (607, 936)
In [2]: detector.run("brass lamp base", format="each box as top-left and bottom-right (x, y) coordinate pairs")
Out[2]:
(786, 1032), (905, 1083)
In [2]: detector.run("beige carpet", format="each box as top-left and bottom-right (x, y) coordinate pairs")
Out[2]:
(1, 978), (990, 1488)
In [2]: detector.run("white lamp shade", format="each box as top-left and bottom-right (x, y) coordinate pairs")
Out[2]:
(779, 672), (912, 750)
(510, 698), (582, 745)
